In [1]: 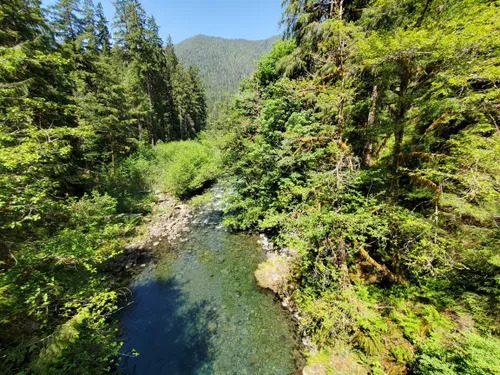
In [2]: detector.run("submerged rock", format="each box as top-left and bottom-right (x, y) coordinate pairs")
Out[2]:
(257, 234), (274, 252)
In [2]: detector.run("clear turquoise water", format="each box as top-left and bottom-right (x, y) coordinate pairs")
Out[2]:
(119, 207), (299, 375)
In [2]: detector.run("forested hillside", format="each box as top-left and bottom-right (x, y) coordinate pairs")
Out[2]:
(219, 0), (500, 373)
(0, 0), (207, 372)
(175, 34), (277, 112)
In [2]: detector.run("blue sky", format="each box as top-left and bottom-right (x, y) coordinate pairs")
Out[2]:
(42, 0), (283, 43)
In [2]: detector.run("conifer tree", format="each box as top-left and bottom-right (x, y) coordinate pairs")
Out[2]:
(165, 35), (179, 69)
(81, 0), (97, 51)
(49, 0), (83, 43)
(113, 0), (182, 143)
(95, 2), (111, 54)
(187, 65), (207, 133)
(0, 0), (80, 240)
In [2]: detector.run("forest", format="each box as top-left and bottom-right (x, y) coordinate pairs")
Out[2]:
(1, 0), (499, 374)
(0, 0), (208, 373)
(175, 34), (277, 113)
(219, 0), (500, 373)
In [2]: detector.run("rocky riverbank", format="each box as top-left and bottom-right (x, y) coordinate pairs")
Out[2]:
(257, 237), (369, 375)
(105, 193), (193, 273)
(113, 189), (311, 373)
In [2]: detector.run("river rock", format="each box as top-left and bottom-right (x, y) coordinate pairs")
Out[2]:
(289, 352), (369, 375)
(257, 234), (274, 252)
(287, 364), (328, 375)
(303, 365), (328, 375)
(254, 255), (291, 294)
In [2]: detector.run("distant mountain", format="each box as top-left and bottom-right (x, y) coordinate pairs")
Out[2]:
(175, 34), (278, 112)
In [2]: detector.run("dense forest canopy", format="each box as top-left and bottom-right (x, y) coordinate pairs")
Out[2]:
(0, 0), (207, 238)
(175, 34), (277, 113)
(219, 0), (500, 373)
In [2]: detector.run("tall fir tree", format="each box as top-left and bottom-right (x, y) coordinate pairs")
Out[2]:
(49, 0), (83, 43)
(95, 2), (111, 54)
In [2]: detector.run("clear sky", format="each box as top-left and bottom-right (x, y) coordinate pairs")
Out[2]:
(42, 0), (283, 43)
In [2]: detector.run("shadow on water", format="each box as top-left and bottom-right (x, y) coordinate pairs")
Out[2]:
(118, 191), (299, 375)
(119, 277), (218, 375)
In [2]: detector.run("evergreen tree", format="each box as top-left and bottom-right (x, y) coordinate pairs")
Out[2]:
(165, 35), (178, 69)
(81, 0), (97, 51)
(187, 65), (207, 133)
(171, 64), (207, 139)
(95, 2), (111, 54)
(49, 0), (83, 43)
(0, 0), (47, 47)
(77, 53), (137, 169)
(0, 0), (80, 241)
(113, 0), (186, 143)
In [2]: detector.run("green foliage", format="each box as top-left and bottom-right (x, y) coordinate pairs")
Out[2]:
(70, 191), (117, 226)
(123, 138), (222, 199)
(296, 288), (358, 348)
(222, 0), (500, 372)
(413, 333), (500, 375)
(171, 63), (207, 139)
(0, 188), (140, 373)
(32, 292), (120, 375)
(255, 39), (296, 85)
(1, 0), (208, 372)
(153, 141), (220, 198)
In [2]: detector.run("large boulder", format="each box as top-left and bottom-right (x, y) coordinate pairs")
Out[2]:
(286, 365), (326, 375)
(254, 255), (291, 294)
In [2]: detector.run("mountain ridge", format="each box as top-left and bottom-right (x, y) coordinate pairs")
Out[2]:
(175, 34), (279, 112)
(179, 34), (277, 42)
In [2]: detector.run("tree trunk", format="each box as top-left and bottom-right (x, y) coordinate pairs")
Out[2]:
(359, 247), (399, 283)
(391, 63), (410, 197)
(111, 142), (116, 175)
(362, 85), (381, 167)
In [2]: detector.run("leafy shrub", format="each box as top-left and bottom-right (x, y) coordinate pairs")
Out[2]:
(296, 288), (358, 347)
(70, 191), (117, 227)
(0, 187), (139, 374)
(151, 139), (221, 198)
(413, 333), (500, 375)
(103, 138), (221, 202)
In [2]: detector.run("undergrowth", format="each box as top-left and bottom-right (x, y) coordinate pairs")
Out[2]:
(118, 137), (222, 199)
(0, 191), (146, 374)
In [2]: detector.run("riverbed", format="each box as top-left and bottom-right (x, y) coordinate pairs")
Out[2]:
(118, 198), (299, 374)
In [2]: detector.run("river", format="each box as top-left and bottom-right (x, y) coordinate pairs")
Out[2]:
(118, 196), (299, 374)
